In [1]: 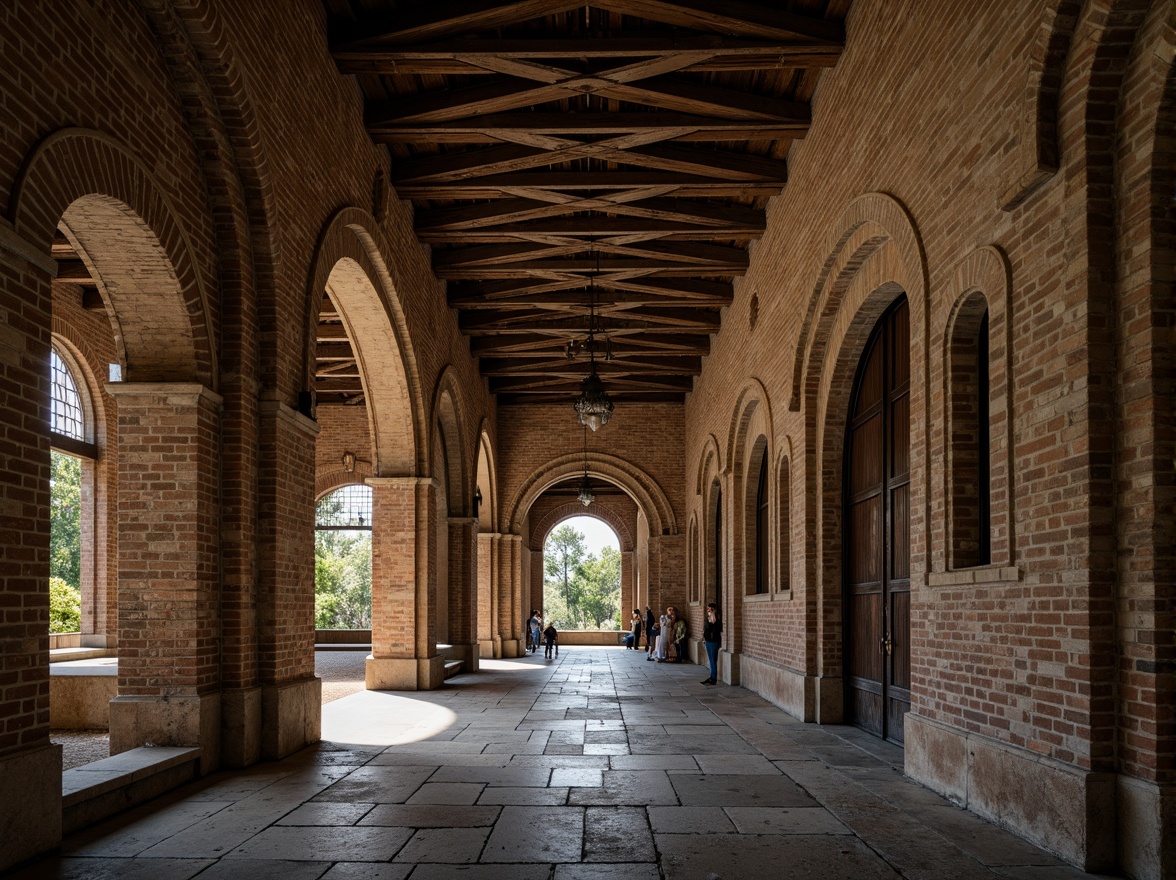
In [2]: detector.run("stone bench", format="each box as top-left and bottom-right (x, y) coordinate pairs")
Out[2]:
(62, 746), (201, 835)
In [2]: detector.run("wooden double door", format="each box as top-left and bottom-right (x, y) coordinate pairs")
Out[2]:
(845, 297), (911, 744)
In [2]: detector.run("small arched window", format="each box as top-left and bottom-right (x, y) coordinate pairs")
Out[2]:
(949, 298), (991, 567)
(755, 447), (769, 594)
(316, 484), (373, 530)
(50, 347), (96, 459)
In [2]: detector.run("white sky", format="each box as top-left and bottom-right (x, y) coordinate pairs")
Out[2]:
(559, 515), (620, 556)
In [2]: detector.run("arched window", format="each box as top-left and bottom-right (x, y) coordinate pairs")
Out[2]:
(778, 454), (791, 593)
(754, 447), (769, 594)
(315, 484), (373, 629)
(948, 297), (991, 567)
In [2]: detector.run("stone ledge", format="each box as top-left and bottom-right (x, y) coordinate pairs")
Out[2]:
(926, 565), (1021, 587)
(62, 746), (200, 835)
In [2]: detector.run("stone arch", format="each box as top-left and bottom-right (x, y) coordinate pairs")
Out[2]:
(307, 208), (425, 477)
(529, 503), (634, 554)
(475, 422), (497, 533)
(316, 461), (375, 501)
(1000, 0), (1082, 210)
(935, 246), (1014, 572)
(430, 367), (470, 517)
(12, 128), (216, 386)
(507, 452), (676, 539)
(790, 193), (923, 412)
(801, 192), (929, 722)
(727, 381), (773, 605)
(694, 433), (723, 498)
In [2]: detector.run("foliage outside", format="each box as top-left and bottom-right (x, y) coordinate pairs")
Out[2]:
(50, 451), (83, 634)
(51, 451), (82, 591)
(543, 524), (621, 630)
(314, 529), (372, 629)
(50, 576), (81, 634)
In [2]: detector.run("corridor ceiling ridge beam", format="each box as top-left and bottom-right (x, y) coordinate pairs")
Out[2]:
(459, 307), (721, 332)
(433, 240), (749, 270)
(395, 174), (786, 199)
(479, 355), (703, 375)
(366, 74), (810, 126)
(489, 373), (695, 392)
(419, 215), (765, 243)
(589, 0), (845, 44)
(416, 197), (765, 232)
(469, 331), (709, 355)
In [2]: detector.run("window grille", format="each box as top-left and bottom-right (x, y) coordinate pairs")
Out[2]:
(51, 349), (86, 441)
(316, 484), (372, 529)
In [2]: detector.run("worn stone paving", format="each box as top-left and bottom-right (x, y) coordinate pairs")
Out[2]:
(17, 648), (1116, 879)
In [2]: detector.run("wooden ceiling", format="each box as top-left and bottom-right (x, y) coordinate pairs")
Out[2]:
(320, 0), (848, 407)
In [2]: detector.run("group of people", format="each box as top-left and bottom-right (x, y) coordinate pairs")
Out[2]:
(526, 610), (559, 658)
(624, 602), (723, 685)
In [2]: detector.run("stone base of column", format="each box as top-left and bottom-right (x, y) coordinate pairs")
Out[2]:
(1117, 776), (1175, 880)
(906, 712), (1115, 872)
(449, 643), (481, 674)
(262, 678), (322, 760)
(815, 675), (844, 724)
(719, 649), (741, 686)
(501, 638), (521, 658)
(110, 693), (221, 774)
(479, 639), (500, 660)
(220, 686), (262, 768)
(0, 744), (61, 872)
(737, 655), (817, 722)
(366, 656), (446, 690)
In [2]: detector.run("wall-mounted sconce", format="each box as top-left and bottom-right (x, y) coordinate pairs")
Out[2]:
(342, 451), (356, 473)
(474, 486), (483, 517)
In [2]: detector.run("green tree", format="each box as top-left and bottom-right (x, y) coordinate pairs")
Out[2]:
(49, 576), (81, 634)
(314, 529), (372, 629)
(575, 545), (621, 628)
(544, 525), (587, 610)
(50, 451), (82, 590)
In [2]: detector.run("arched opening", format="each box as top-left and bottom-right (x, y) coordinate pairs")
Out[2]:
(542, 515), (622, 631)
(707, 478), (723, 613)
(844, 295), (911, 745)
(746, 442), (769, 595)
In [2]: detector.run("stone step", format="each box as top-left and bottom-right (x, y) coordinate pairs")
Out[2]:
(62, 746), (201, 835)
(443, 660), (464, 679)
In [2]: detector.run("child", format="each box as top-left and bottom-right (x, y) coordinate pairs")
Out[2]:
(543, 622), (558, 659)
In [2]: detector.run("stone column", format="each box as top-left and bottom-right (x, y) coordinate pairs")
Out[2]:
(620, 550), (634, 624)
(106, 383), (223, 773)
(0, 239), (60, 871)
(366, 476), (445, 689)
(447, 517), (480, 673)
(477, 532), (501, 659)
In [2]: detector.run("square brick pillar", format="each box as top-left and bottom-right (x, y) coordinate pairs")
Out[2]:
(255, 398), (321, 761)
(366, 477), (445, 689)
(447, 517), (479, 673)
(105, 383), (222, 773)
(477, 532), (501, 659)
(498, 535), (524, 657)
(620, 550), (635, 629)
(0, 240), (61, 871)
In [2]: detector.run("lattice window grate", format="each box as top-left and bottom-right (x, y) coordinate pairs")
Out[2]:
(51, 349), (86, 441)
(316, 484), (372, 529)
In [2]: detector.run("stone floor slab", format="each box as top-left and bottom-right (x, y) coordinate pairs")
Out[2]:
(224, 825), (411, 862)
(196, 860), (332, 880)
(670, 773), (817, 807)
(647, 806), (736, 834)
(320, 865), (412, 880)
(724, 806), (852, 835)
(584, 806), (655, 862)
(394, 827), (491, 863)
(555, 864), (660, 880)
(477, 786), (569, 806)
(430, 766), (552, 787)
(657, 833), (902, 879)
(482, 805), (584, 862)
(360, 804), (501, 827)
(406, 782), (487, 805)
(410, 867), (552, 880)
(277, 802), (375, 826)
(5, 857), (214, 880)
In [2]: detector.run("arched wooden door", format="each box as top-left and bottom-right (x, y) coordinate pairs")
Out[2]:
(845, 297), (911, 744)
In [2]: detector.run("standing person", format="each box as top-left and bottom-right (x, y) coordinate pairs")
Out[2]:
(543, 622), (558, 659)
(656, 606), (672, 662)
(673, 607), (687, 662)
(644, 606), (656, 657)
(701, 602), (721, 684)
(529, 610), (541, 655)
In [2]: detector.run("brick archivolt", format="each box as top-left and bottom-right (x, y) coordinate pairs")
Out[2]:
(528, 502), (634, 554)
(507, 451), (676, 538)
(430, 367), (471, 517)
(13, 128), (216, 387)
(308, 207), (426, 477)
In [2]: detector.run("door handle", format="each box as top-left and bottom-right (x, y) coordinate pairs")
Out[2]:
(881, 635), (893, 656)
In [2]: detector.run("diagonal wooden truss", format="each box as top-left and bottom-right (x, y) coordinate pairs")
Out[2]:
(322, 0), (848, 404)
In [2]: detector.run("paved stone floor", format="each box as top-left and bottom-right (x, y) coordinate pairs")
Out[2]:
(18, 648), (1115, 879)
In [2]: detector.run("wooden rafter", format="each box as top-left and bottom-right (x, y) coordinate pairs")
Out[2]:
(328, 0), (847, 404)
